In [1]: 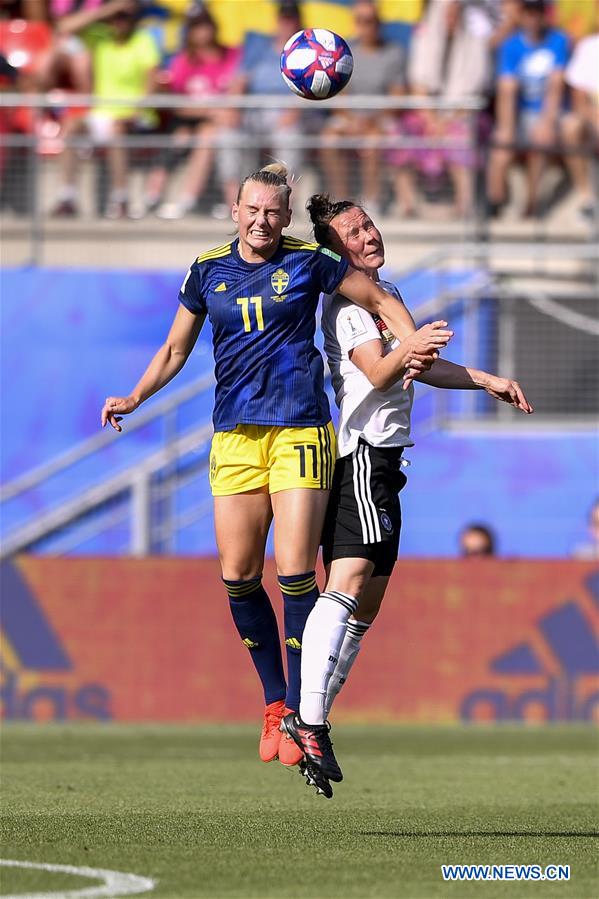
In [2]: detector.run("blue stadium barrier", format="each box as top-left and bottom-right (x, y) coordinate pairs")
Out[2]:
(1, 267), (594, 558)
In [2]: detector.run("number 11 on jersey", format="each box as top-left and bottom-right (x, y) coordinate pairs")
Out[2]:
(237, 296), (264, 332)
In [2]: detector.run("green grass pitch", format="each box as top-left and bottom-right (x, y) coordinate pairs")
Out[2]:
(1, 724), (598, 898)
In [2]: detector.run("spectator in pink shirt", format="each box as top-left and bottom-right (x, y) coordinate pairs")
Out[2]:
(147, 3), (240, 219)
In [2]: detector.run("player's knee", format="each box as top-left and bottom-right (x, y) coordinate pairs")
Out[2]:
(326, 562), (372, 600)
(354, 599), (382, 624)
(220, 564), (263, 581)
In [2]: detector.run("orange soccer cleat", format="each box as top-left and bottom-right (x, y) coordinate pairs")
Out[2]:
(277, 708), (305, 767)
(259, 699), (286, 762)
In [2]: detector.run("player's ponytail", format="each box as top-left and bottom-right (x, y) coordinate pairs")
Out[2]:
(237, 162), (292, 207)
(307, 193), (357, 246)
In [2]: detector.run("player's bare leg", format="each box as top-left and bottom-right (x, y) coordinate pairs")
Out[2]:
(271, 488), (329, 576)
(272, 487), (330, 765)
(215, 490), (287, 761)
(214, 489), (271, 581)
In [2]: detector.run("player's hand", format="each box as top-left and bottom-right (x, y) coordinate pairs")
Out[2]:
(408, 320), (453, 356)
(101, 395), (139, 432)
(401, 321), (453, 387)
(403, 350), (437, 375)
(483, 375), (534, 413)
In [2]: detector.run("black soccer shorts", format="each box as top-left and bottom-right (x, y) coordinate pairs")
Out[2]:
(321, 438), (408, 577)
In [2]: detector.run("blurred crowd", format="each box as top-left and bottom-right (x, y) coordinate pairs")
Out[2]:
(1, 0), (597, 221)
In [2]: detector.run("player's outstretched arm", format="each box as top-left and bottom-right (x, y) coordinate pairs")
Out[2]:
(350, 322), (453, 392)
(337, 269), (417, 340)
(101, 306), (206, 432)
(416, 359), (534, 413)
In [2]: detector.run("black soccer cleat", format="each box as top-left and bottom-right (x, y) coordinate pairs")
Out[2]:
(299, 758), (333, 799)
(281, 713), (343, 782)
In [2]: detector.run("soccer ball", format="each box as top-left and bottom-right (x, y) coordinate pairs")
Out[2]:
(280, 29), (353, 101)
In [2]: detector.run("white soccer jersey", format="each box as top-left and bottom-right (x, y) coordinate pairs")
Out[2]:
(321, 279), (414, 458)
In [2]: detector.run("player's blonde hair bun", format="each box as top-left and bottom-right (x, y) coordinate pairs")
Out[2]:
(260, 162), (289, 183)
(237, 161), (292, 205)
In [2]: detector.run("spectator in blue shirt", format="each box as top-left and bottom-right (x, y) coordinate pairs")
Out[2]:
(487, 0), (569, 217)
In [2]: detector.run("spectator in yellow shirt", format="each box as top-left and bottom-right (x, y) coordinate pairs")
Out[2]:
(51, 0), (160, 219)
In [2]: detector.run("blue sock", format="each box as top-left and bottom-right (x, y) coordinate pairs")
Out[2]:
(278, 571), (319, 712)
(224, 577), (286, 706)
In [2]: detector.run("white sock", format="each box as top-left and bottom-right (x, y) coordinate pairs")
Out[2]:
(325, 618), (371, 716)
(299, 591), (358, 725)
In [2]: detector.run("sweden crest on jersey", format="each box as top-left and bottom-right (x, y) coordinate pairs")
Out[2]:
(271, 268), (289, 299)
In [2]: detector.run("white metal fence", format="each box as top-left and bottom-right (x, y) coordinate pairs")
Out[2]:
(3, 93), (598, 265)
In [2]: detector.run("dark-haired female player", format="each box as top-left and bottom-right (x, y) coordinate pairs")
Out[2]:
(282, 195), (533, 796)
(101, 165), (451, 768)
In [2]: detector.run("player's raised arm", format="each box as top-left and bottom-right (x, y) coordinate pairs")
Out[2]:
(416, 358), (534, 413)
(101, 305), (206, 431)
(336, 268), (418, 340)
(350, 321), (454, 392)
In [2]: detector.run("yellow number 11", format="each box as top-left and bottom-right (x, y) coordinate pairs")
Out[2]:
(236, 296), (264, 332)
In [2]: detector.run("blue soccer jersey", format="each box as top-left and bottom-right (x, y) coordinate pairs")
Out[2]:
(179, 235), (349, 431)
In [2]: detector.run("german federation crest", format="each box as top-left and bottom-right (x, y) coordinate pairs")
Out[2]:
(271, 268), (289, 297)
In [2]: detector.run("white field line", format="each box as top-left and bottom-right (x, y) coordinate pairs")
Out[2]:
(0, 859), (155, 899)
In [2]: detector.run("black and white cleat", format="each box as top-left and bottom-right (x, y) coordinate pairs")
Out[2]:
(302, 758), (333, 799)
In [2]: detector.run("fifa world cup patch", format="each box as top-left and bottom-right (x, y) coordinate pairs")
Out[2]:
(271, 268), (290, 295)
(340, 309), (368, 341)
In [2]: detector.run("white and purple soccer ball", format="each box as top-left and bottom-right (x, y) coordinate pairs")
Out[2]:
(280, 28), (353, 101)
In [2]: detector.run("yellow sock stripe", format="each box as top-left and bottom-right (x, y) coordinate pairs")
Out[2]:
(279, 579), (317, 596)
(226, 581), (261, 597)
(279, 574), (316, 589)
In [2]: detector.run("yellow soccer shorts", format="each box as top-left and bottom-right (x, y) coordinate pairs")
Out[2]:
(209, 422), (336, 496)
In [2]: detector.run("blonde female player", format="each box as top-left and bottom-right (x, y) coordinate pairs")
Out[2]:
(101, 165), (451, 768)
(282, 195), (533, 796)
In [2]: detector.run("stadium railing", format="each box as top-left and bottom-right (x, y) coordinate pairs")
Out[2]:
(3, 92), (597, 267)
(1, 252), (597, 558)
(1, 93), (597, 556)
